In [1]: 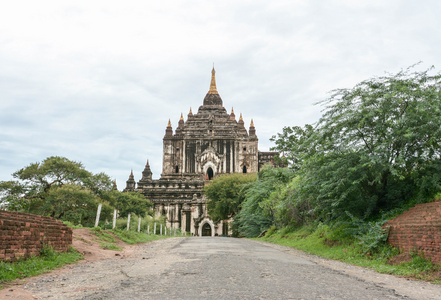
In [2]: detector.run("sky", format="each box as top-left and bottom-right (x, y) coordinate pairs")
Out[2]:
(1, 1), (440, 190)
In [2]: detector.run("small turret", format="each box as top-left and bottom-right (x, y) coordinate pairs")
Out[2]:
(178, 113), (184, 128)
(230, 107), (236, 121)
(125, 170), (136, 191)
(165, 119), (173, 137)
(112, 179), (118, 191)
(249, 119), (256, 136)
(237, 113), (248, 136)
(141, 160), (153, 181)
(188, 107), (193, 118)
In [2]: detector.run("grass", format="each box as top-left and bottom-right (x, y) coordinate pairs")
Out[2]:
(0, 246), (83, 289)
(91, 226), (175, 250)
(91, 227), (123, 251)
(256, 225), (440, 283)
(112, 228), (169, 244)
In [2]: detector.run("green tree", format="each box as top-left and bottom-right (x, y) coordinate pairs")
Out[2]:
(112, 191), (152, 218)
(204, 173), (257, 222)
(292, 66), (441, 220)
(270, 124), (316, 171)
(235, 167), (296, 237)
(0, 156), (115, 224)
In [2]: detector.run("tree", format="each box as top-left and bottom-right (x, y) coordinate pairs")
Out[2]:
(0, 156), (115, 224)
(111, 191), (152, 218)
(235, 167), (296, 237)
(204, 173), (257, 222)
(270, 124), (316, 171)
(294, 66), (441, 220)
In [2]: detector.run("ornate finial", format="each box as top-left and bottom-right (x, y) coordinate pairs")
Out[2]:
(180, 113), (184, 121)
(167, 119), (171, 127)
(147, 159), (149, 166)
(239, 113), (243, 121)
(208, 66), (218, 95)
(250, 119), (254, 127)
(189, 107), (193, 115)
(231, 107), (235, 114)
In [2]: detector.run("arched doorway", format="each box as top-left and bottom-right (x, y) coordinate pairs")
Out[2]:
(243, 166), (247, 174)
(207, 167), (214, 180)
(202, 223), (212, 236)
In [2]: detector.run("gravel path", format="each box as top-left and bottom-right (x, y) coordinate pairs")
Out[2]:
(12, 237), (441, 299)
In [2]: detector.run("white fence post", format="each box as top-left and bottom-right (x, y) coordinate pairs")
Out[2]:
(138, 217), (141, 233)
(112, 209), (117, 229)
(165, 226), (167, 236)
(160, 224), (163, 235)
(147, 225), (150, 234)
(94, 203), (102, 227)
(154, 222), (157, 235)
(127, 213), (131, 231)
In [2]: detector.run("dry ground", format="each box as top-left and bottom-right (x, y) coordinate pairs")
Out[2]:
(0, 228), (142, 299)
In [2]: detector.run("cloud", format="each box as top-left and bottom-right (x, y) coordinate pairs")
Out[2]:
(1, 0), (440, 189)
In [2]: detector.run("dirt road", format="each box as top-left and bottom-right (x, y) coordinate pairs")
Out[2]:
(7, 237), (441, 299)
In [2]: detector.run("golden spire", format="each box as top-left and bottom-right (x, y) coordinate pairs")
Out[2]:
(208, 66), (219, 95)
(180, 113), (184, 121)
(231, 107), (235, 115)
(250, 119), (254, 127)
(239, 113), (243, 121)
(167, 119), (171, 127)
(189, 107), (193, 115)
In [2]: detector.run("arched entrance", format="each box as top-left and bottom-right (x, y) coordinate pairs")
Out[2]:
(207, 167), (214, 180)
(202, 223), (212, 236)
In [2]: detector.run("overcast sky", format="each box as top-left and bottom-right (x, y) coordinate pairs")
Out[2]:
(1, 1), (440, 190)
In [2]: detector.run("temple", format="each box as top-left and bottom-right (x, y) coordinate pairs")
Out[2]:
(125, 68), (277, 236)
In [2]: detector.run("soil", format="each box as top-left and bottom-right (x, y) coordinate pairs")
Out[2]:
(0, 228), (141, 300)
(387, 253), (413, 265)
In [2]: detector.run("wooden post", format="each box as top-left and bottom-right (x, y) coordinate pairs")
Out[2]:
(127, 213), (131, 231)
(138, 217), (141, 233)
(94, 204), (102, 227)
(112, 209), (117, 229)
(154, 222), (157, 235)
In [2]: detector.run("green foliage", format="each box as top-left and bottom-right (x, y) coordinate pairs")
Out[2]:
(110, 191), (152, 218)
(91, 227), (123, 250)
(271, 65), (441, 221)
(403, 252), (437, 274)
(0, 156), (115, 225)
(34, 184), (112, 225)
(113, 214), (166, 234)
(334, 213), (389, 254)
(204, 173), (257, 222)
(270, 124), (316, 171)
(235, 167), (296, 237)
(112, 229), (167, 244)
(0, 247), (83, 285)
(258, 225), (439, 282)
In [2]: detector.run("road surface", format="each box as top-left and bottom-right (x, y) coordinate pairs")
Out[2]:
(20, 237), (441, 299)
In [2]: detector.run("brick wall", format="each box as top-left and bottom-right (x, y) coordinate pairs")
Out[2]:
(385, 202), (441, 264)
(0, 210), (72, 262)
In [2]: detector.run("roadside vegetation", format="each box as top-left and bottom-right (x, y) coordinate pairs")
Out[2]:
(0, 224), (176, 289)
(205, 65), (441, 282)
(0, 246), (83, 288)
(0, 156), (151, 226)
